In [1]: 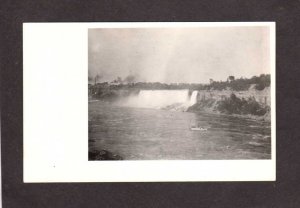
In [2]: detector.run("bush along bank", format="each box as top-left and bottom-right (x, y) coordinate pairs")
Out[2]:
(187, 93), (270, 121)
(217, 93), (269, 116)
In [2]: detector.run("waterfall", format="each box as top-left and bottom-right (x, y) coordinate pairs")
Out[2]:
(134, 90), (189, 109)
(120, 89), (198, 111)
(190, 91), (198, 106)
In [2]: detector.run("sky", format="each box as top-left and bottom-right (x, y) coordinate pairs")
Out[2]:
(88, 26), (270, 84)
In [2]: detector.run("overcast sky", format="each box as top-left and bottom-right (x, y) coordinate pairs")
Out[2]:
(88, 27), (270, 84)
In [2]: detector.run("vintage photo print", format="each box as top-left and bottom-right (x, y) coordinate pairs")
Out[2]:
(88, 26), (272, 161)
(23, 22), (275, 182)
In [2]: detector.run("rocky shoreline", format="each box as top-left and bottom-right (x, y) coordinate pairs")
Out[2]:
(88, 149), (123, 160)
(187, 92), (271, 122)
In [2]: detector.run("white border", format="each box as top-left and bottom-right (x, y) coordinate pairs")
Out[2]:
(23, 22), (276, 182)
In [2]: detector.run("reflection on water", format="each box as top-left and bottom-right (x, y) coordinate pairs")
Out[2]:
(89, 101), (271, 160)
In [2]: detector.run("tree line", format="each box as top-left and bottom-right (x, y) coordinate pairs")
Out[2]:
(89, 74), (270, 91)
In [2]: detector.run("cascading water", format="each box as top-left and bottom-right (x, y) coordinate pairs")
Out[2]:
(121, 90), (198, 111)
(133, 90), (189, 109)
(190, 91), (198, 106)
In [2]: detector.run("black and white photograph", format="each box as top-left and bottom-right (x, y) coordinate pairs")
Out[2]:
(88, 25), (273, 161)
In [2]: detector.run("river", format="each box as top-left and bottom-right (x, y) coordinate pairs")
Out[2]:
(89, 101), (271, 160)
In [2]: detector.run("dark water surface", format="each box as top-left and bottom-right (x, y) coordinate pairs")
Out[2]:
(89, 101), (271, 160)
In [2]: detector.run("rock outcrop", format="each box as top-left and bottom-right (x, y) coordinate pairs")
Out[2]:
(89, 150), (123, 160)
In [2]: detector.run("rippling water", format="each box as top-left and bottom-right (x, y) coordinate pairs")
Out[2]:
(89, 101), (271, 160)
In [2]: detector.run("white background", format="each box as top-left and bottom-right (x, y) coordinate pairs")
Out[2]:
(23, 22), (276, 182)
